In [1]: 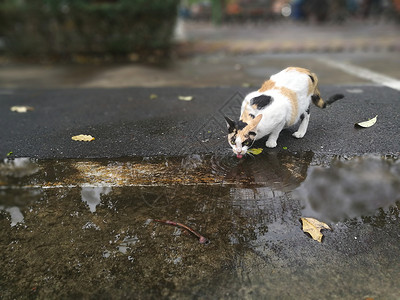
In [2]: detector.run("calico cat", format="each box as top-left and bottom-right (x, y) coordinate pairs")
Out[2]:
(225, 67), (344, 158)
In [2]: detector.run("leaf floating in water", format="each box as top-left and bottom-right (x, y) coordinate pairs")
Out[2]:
(71, 134), (95, 142)
(178, 96), (193, 101)
(149, 94), (158, 100)
(10, 106), (34, 113)
(247, 148), (263, 155)
(300, 217), (331, 243)
(355, 115), (377, 128)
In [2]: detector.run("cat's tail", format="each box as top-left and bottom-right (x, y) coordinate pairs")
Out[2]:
(309, 71), (344, 108)
(326, 93), (345, 105)
(312, 93), (344, 108)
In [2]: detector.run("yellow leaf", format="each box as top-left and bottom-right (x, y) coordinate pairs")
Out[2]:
(247, 148), (263, 155)
(10, 106), (34, 113)
(71, 134), (95, 142)
(149, 94), (158, 100)
(178, 96), (193, 101)
(355, 115), (377, 128)
(300, 217), (331, 243)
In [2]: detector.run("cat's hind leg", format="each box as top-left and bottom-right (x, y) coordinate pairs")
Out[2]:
(292, 107), (310, 139)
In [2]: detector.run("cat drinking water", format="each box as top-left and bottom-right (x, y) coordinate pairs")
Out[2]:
(225, 67), (344, 158)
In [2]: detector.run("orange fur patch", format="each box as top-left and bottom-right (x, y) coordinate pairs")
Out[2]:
(307, 77), (314, 95)
(240, 104), (252, 123)
(309, 71), (318, 95)
(287, 67), (311, 74)
(279, 86), (298, 125)
(258, 80), (276, 92)
(236, 114), (262, 142)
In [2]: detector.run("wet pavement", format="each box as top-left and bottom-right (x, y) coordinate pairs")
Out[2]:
(1, 154), (400, 299)
(0, 85), (399, 160)
(1, 52), (400, 89)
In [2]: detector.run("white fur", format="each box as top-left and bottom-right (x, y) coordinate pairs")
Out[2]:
(241, 68), (312, 149)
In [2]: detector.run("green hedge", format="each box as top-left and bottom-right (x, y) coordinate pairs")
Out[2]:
(0, 0), (179, 59)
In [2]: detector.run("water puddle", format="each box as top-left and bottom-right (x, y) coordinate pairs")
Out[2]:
(1, 154), (399, 298)
(296, 155), (400, 222)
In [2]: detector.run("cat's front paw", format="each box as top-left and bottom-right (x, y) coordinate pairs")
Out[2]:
(265, 140), (277, 148)
(292, 131), (305, 139)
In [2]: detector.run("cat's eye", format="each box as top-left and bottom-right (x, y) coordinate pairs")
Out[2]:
(230, 141), (235, 145)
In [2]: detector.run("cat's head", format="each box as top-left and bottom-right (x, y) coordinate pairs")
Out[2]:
(225, 114), (262, 159)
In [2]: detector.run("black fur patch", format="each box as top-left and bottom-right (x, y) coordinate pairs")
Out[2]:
(249, 131), (256, 137)
(251, 95), (273, 110)
(300, 113), (305, 121)
(311, 94), (320, 103)
(224, 116), (236, 133)
(242, 137), (253, 147)
(311, 94), (326, 108)
(306, 106), (310, 114)
(308, 75), (315, 83)
(237, 120), (248, 130)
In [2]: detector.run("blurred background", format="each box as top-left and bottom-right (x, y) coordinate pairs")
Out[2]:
(0, 0), (399, 88)
(183, 0), (400, 23)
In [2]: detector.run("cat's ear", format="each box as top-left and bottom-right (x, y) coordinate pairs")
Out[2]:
(224, 116), (235, 133)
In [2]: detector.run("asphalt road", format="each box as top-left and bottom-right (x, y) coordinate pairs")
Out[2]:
(1, 85), (399, 160)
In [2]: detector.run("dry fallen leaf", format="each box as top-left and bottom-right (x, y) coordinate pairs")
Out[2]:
(301, 217), (331, 243)
(149, 94), (158, 100)
(71, 134), (95, 142)
(247, 148), (263, 155)
(178, 96), (193, 101)
(355, 115), (377, 128)
(10, 106), (34, 113)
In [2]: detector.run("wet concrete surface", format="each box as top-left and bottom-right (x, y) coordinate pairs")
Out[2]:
(1, 154), (400, 299)
(0, 85), (399, 160)
(1, 82), (400, 298)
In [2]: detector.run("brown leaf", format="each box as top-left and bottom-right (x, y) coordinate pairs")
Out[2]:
(71, 134), (95, 142)
(301, 217), (331, 242)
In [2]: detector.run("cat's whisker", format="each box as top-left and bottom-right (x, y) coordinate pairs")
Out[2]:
(246, 152), (255, 159)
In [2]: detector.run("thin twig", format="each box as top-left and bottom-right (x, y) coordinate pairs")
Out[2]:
(154, 219), (210, 244)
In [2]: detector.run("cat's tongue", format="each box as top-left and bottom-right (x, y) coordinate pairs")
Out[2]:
(237, 154), (243, 159)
